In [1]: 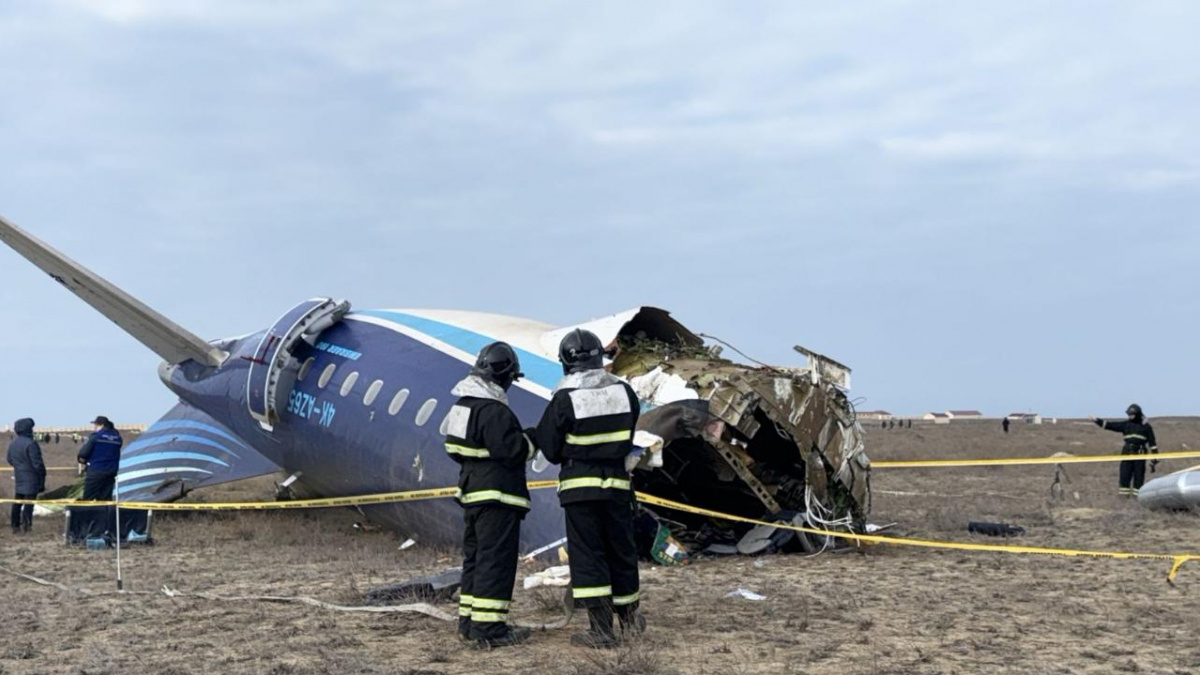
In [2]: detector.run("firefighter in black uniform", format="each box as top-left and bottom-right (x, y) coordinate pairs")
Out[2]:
(445, 342), (536, 649)
(1091, 404), (1159, 496)
(534, 329), (645, 648)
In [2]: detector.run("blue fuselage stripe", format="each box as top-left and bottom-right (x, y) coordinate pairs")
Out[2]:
(142, 420), (250, 452)
(356, 310), (562, 392)
(123, 434), (240, 459)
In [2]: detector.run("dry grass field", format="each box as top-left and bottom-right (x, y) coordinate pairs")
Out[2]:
(4, 418), (1200, 674)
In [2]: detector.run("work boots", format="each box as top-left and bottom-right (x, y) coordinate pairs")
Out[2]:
(457, 617), (472, 642)
(471, 625), (532, 650)
(571, 605), (618, 649)
(617, 605), (646, 638)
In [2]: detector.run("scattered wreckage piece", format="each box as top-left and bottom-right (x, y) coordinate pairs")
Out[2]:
(1139, 469), (1200, 511)
(581, 309), (871, 557)
(365, 568), (462, 606)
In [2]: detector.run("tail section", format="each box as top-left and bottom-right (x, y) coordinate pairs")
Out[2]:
(0, 215), (225, 366)
(117, 401), (281, 501)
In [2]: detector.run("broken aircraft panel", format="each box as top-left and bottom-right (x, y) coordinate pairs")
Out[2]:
(581, 308), (871, 550)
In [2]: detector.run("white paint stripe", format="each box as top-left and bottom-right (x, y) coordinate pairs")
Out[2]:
(116, 466), (215, 483)
(344, 314), (553, 400)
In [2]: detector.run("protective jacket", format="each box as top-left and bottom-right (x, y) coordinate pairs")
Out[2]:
(7, 419), (46, 494)
(79, 427), (123, 473)
(1095, 418), (1158, 455)
(444, 375), (534, 511)
(535, 369), (640, 505)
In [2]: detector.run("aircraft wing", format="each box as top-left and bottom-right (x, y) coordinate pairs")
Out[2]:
(0, 214), (225, 366)
(117, 401), (282, 502)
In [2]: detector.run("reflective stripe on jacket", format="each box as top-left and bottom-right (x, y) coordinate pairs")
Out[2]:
(535, 370), (640, 504)
(445, 380), (534, 512)
(1096, 419), (1158, 455)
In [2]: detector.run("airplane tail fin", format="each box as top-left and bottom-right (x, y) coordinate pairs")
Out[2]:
(118, 401), (282, 502)
(0, 215), (225, 366)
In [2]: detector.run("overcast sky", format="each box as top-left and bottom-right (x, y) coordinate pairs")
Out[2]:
(1, 1), (1197, 427)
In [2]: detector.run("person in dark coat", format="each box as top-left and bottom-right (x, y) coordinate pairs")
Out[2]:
(78, 416), (123, 501)
(1091, 404), (1159, 496)
(7, 418), (46, 533)
(444, 342), (535, 649)
(534, 329), (644, 649)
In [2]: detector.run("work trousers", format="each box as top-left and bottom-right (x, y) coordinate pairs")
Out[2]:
(564, 498), (640, 612)
(83, 470), (118, 501)
(1119, 453), (1147, 494)
(460, 505), (523, 639)
(10, 493), (34, 532)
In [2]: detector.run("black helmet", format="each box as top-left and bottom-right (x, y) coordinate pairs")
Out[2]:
(1126, 404), (1144, 419)
(471, 342), (523, 391)
(558, 329), (605, 374)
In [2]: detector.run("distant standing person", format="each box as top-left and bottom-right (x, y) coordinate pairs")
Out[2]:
(7, 418), (46, 534)
(1091, 404), (1158, 497)
(1002, 417), (1010, 434)
(78, 416), (123, 501)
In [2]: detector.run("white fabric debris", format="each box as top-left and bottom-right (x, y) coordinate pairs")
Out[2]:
(628, 367), (699, 405)
(629, 431), (665, 471)
(399, 539), (417, 550)
(523, 565), (572, 590)
(726, 588), (766, 601)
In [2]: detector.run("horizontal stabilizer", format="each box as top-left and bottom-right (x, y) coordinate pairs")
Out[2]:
(0, 215), (225, 366)
(117, 402), (282, 502)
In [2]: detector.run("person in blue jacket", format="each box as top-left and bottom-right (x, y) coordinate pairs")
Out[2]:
(78, 416), (123, 501)
(7, 418), (46, 533)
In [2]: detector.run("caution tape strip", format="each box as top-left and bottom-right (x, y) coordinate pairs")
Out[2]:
(0, 481), (563, 511)
(633, 492), (1198, 584)
(871, 450), (1200, 469)
(2, 480), (1195, 582)
(1, 467), (81, 472)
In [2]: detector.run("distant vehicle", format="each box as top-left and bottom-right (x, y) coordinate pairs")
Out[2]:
(0, 216), (870, 552)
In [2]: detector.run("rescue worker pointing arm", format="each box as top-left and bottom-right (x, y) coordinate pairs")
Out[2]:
(1091, 403), (1158, 497)
(445, 342), (535, 649)
(535, 329), (646, 649)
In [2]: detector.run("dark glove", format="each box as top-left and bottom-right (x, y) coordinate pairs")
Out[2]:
(1150, 459), (1159, 473)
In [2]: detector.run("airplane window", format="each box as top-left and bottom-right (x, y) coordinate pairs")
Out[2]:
(318, 364), (337, 389)
(415, 398), (438, 426)
(388, 389), (411, 416)
(364, 379), (384, 406)
(297, 357), (315, 382)
(340, 372), (360, 397)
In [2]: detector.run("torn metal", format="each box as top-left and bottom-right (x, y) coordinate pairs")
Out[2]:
(594, 308), (870, 554)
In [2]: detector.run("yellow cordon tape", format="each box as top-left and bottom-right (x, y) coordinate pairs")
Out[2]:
(1, 478), (1194, 582)
(0, 467), (81, 472)
(633, 492), (1198, 584)
(0, 481), (562, 511)
(871, 449), (1200, 469)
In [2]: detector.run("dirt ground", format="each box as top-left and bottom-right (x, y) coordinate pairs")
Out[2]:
(4, 418), (1200, 675)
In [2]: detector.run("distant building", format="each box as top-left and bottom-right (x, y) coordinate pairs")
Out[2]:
(1006, 412), (1043, 425)
(857, 411), (894, 421)
(945, 410), (984, 420)
(923, 412), (952, 424)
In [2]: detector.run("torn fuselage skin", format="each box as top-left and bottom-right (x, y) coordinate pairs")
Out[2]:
(608, 314), (870, 549)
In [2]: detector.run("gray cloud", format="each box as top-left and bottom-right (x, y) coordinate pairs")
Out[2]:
(0, 0), (1197, 424)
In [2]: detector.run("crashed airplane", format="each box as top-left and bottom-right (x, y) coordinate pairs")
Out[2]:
(0, 216), (870, 556)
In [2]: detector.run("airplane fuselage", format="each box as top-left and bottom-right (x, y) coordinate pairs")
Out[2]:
(156, 309), (568, 552)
